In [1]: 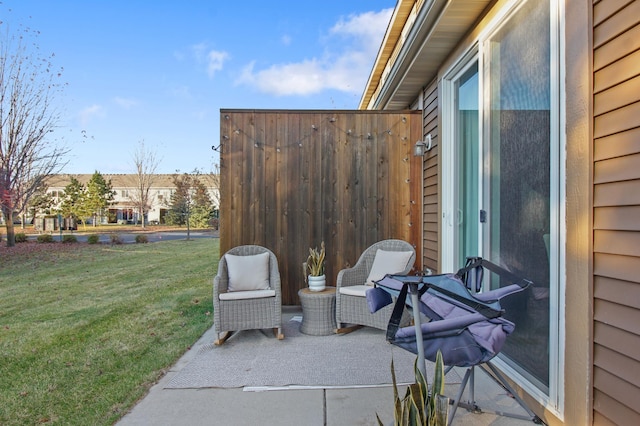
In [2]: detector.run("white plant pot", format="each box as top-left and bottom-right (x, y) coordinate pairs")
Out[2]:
(308, 274), (326, 292)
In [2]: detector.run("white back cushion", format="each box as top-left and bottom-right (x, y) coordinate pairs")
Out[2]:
(225, 252), (270, 292)
(366, 249), (413, 286)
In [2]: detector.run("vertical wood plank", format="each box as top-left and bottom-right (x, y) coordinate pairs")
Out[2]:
(275, 112), (288, 297)
(264, 112), (278, 250)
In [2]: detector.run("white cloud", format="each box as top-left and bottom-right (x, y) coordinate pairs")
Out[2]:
(189, 43), (229, 78)
(207, 50), (229, 78)
(235, 8), (393, 96)
(78, 104), (105, 126)
(113, 97), (138, 109)
(329, 10), (392, 46)
(238, 60), (324, 96)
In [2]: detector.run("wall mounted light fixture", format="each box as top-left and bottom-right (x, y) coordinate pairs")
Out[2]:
(413, 134), (435, 156)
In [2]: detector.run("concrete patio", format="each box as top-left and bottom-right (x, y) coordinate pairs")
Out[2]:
(117, 307), (539, 426)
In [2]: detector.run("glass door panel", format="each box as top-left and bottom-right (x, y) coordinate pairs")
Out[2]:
(485, 0), (551, 390)
(454, 63), (480, 268)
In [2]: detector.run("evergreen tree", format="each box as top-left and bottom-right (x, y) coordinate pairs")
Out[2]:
(26, 183), (54, 222)
(85, 171), (114, 226)
(59, 177), (88, 225)
(165, 172), (214, 234)
(189, 177), (214, 228)
(165, 173), (191, 227)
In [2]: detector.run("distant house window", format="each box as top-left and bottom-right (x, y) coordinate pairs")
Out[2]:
(121, 190), (129, 198)
(157, 194), (163, 201)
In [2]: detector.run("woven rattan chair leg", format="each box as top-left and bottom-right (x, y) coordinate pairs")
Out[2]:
(335, 325), (363, 334)
(214, 331), (233, 345)
(274, 328), (284, 340)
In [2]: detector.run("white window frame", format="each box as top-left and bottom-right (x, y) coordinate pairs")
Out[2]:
(441, 46), (481, 274)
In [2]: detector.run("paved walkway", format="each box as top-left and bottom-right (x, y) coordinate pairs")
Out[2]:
(117, 308), (540, 426)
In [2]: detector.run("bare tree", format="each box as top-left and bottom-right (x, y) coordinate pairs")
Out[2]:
(0, 20), (68, 246)
(129, 140), (161, 228)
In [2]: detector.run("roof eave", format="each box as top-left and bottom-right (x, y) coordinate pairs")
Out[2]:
(361, 0), (493, 111)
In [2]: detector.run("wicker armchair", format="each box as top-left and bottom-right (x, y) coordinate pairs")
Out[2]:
(213, 245), (283, 345)
(335, 239), (415, 333)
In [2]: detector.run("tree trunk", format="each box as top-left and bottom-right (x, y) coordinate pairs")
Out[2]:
(140, 207), (145, 229)
(2, 207), (16, 247)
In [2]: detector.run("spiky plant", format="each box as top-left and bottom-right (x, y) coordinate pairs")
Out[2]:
(377, 350), (449, 426)
(306, 241), (325, 276)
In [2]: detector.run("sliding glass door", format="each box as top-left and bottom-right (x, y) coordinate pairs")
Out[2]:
(444, 0), (558, 401)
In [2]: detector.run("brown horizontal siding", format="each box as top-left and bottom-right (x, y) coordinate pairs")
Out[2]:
(594, 127), (640, 162)
(593, 331), (640, 424)
(421, 79), (439, 273)
(594, 252), (640, 283)
(424, 203), (438, 214)
(594, 152), (640, 183)
(594, 344), (640, 387)
(593, 181), (640, 206)
(594, 297), (640, 337)
(424, 238), (437, 253)
(589, 2), (639, 419)
(593, 101), (640, 138)
(593, 0), (634, 27)
(594, 230), (640, 256)
(424, 174), (438, 189)
(594, 321), (640, 361)
(593, 390), (640, 425)
(593, 75), (640, 116)
(593, 19), (640, 71)
(593, 368), (640, 422)
(594, 275), (640, 309)
(594, 206), (640, 230)
(594, 49), (640, 93)
(593, 1), (640, 48)
(423, 221), (438, 234)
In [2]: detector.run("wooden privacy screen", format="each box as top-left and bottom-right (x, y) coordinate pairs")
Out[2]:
(219, 109), (423, 305)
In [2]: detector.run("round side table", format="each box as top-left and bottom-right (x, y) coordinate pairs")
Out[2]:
(298, 286), (337, 336)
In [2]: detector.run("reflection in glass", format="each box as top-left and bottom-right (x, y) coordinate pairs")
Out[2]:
(486, 0), (551, 390)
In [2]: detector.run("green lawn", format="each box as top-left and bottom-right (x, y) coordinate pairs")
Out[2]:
(0, 238), (218, 425)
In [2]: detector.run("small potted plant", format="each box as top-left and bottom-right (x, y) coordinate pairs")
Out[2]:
(306, 241), (326, 291)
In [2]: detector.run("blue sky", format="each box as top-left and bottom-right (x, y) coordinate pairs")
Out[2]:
(2, 1), (394, 174)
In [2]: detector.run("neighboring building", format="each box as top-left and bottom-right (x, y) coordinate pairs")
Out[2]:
(46, 174), (219, 224)
(361, 0), (639, 425)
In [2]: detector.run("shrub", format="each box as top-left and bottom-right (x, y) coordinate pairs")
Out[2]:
(110, 234), (123, 245)
(62, 235), (78, 244)
(87, 234), (100, 244)
(15, 233), (28, 243)
(37, 234), (55, 243)
(135, 234), (149, 244)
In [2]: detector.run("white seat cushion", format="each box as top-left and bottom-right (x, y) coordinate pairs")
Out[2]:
(366, 249), (413, 285)
(219, 289), (276, 300)
(225, 252), (270, 292)
(338, 285), (370, 297)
